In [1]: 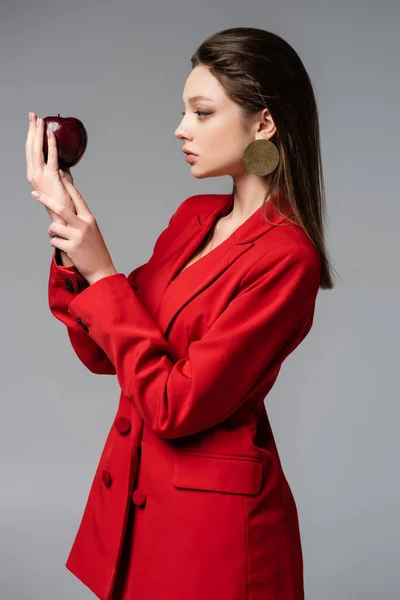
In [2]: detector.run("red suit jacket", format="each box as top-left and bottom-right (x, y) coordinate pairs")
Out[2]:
(48, 192), (321, 600)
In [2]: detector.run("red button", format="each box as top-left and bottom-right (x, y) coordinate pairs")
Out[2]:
(102, 469), (112, 487)
(115, 416), (131, 434)
(132, 489), (146, 507)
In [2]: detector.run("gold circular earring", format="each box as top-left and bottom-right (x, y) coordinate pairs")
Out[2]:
(242, 139), (280, 176)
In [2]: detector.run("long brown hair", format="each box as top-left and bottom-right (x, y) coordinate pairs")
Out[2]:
(191, 27), (336, 290)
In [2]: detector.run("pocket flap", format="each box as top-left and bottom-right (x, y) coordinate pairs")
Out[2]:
(172, 454), (263, 496)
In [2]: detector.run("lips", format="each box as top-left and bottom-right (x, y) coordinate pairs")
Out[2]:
(182, 148), (197, 156)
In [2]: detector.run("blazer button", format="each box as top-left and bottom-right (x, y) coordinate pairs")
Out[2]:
(132, 489), (146, 507)
(115, 416), (131, 434)
(102, 469), (112, 487)
(65, 278), (75, 293)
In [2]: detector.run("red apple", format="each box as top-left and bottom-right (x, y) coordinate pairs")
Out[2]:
(42, 114), (88, 169)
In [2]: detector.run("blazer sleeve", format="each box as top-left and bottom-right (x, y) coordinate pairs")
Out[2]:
(65, 241), (321, 439)
(48, 248), (118, 374)
(47, 199), (189, 375)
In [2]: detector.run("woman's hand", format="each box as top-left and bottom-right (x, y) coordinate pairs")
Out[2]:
(25, 112), (76, 226)
(31, 177), (118, 285)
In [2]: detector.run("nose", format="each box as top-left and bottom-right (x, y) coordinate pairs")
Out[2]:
(174, 112), (189, 140)
(174, 124), (185, 140)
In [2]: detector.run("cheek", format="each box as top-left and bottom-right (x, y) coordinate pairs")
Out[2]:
(214, 135), (244, 165)
(205, 123), (243, 156)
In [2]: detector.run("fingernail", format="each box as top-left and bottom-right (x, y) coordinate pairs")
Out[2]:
(29, 112), (32, 122)
(47, 129), (51, 138)
(36, 117), (41, 127)
(31, 191), (41, 198)
(59, 169), (65, 177)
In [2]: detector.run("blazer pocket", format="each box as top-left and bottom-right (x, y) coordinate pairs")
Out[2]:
(172, 453), (263, 496)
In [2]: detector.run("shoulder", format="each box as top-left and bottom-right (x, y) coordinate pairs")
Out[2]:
(259, 215), (320, 270)
(242, 228), (321, 299)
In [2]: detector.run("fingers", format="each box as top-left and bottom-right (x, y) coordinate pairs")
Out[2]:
(25, 112), (36, 181)
(59, 176), (91, 216)
(60, 167), (74, 185)
(32, 115), (45, 174)
(46, 129), (59, 173)
(48, 221), (69, 239)
(32, 190), (80, 226)
(64, 168), (74, 185)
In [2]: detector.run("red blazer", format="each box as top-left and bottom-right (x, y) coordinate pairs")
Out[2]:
(48, 192), (320, 600)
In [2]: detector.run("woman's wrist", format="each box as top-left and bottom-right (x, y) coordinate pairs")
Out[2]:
(55, 247), (75, 267)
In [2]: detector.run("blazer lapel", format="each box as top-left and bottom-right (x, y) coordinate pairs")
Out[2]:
(155, 191), (290, 336)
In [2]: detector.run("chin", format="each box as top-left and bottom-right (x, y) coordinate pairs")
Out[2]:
(190, 165), (225, 180)
(191, 171), (208, 179)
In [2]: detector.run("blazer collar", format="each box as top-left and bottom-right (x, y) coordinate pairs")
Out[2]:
(151, 191), (292, 336)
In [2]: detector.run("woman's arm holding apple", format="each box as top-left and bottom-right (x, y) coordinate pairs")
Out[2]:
(25, 111), (115, 374)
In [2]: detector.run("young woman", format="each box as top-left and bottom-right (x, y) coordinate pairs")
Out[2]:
(26, 26), (335, 600)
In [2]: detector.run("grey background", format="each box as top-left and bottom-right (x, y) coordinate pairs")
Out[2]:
(1, 1), (399, 598)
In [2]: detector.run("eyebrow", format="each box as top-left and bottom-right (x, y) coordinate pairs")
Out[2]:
(182, 95), (213, 103)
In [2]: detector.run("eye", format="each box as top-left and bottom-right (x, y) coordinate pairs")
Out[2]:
(181, 111), (212, 119)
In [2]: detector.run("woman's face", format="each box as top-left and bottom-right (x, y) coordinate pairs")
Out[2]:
(175, 65), (260, 179)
